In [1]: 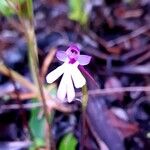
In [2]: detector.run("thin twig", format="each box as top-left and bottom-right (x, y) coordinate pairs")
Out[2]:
(7, 18), (25, 34)
(88, 30), (111, 52)
(107, 25), (150, 47)
(0, 100), (77, 113)
(112, 65), (150, 74)
(9, 92), (36, 100)
(129, 51), (150, 65)
(76, 86), (150, 97)
(40, 48), (56, 83)
(0, 63), (37, 93)
(121, 44), (150, 61)
(8, 65), (30, 135)
(2, 85), (150, 109)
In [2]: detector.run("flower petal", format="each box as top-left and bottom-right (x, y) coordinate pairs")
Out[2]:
(66, 74), (75, 102)
(56, 51), (67, 62)
(46, 64), (65, 83)
(57, 73), (67, 101)
(78, 55), (91, 65)
(71, 66), (86, 88)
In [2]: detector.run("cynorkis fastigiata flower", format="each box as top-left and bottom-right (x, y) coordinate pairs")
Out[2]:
(46, 45), (91, 102)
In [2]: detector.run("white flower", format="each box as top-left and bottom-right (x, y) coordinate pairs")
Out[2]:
(46, 45), (91, 102)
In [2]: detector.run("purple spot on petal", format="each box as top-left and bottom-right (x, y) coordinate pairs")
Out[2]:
(69, 58), (76, 64)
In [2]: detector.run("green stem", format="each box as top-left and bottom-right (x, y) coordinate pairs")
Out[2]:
(82, 84), (88, 110)
(16, 0), (52, 149)
(25, 11), (52, 150)
(81, 84), (88, 150)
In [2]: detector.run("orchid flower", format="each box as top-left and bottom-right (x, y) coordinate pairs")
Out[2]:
(46, 45), (91, 102)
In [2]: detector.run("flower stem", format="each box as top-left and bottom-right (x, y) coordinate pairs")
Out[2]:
(82, 84), (88, 110)
(80, 84), (88, 150)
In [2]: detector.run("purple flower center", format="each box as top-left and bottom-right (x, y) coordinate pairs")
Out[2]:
(66, 48), (79, 63)
(69, 58), (76, 64)
(70, 49), (78, 54)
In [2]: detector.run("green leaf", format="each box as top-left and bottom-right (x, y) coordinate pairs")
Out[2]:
(68, 0), (88, 25)
(29, 138), (45, 150)
(29, 102), (46, 147)
(0, 0), (25, 16)
(0, 0), (14, 16)
(59, 133), (78, 150)
(29, 106), (46, 139)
